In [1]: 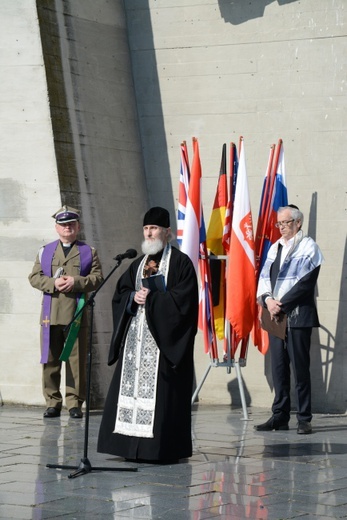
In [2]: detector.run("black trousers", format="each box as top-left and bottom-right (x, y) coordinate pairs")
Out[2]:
(270, 327), (312, 423)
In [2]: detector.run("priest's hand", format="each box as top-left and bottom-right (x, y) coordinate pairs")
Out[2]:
(134, 287), (150, 305)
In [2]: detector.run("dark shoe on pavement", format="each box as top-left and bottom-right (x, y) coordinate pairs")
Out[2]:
(43, 407), (61, 418)
(254, 416), (289, 431)
(297, 421), (312, 434)
(69, 407), (83, 419)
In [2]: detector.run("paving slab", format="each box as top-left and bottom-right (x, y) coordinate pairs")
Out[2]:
(0, 404), (346, 519)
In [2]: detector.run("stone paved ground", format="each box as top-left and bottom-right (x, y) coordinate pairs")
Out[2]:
(0, 404), (346, 519)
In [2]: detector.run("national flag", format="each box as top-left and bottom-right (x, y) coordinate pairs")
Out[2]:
(254, 145), (276, 278)
(226, 138), (256, 341)
(256, 139), (288, 275)
(271, 140), (288, 223)
(198, 216), (218, 358)
(180, 138), (201, 272)
(179, 138), (217, 357)
(206, 144), (228, 256)
(252, 145), (275, 355)
(178, 138), (217, 356)
(253, 139), (288, 354)
(222, 142), (238, 252)
(206, 144), (228, 340)
(177, 142), (190, 246)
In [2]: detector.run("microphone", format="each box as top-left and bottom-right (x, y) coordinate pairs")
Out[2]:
(114, 249), (137, 261)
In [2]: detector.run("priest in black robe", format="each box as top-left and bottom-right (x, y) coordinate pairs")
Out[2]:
(97, 207), (199, 464)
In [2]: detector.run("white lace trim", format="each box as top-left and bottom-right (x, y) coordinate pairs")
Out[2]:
(114, 244), (171, 438)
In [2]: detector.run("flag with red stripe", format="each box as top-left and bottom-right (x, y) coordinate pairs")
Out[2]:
(177, 142), (190, 247)
(199, 217), (218, 358)
(253, 139), (288, 354)
(206, 144), (228, 340)
(180, 138), (217, 356)
(222, 142), (238, 252)
(180, 138), (201, 272)
(226, 138), (256, 341)
(206, 144), (228, 256)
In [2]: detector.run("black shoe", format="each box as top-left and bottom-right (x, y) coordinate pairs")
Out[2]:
(297, 421), (312, 434)
(69, 407), (83, 419)
(43, 407), (61, 418)
(254, 416), (289, 431)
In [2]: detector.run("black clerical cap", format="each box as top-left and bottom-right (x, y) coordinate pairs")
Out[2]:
(143, 207), (170, 228)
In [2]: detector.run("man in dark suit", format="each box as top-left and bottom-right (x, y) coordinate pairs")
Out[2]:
(255, 205), (324, 434)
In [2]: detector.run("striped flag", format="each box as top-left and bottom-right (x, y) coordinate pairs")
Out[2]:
(253, 139), (288, 354)
(206, 144), (228, 256)
(180, 138), (201, 272)
(256, 139), (288, 275)
(199, 217), (218, 358)
(179, 138), (217, 356)
(271, 140), (288, 227)
(226, 138), (256, 341)
(222, 142), (238, 252)
(206, 144), (228, 340)
(177, 142), (190, 247)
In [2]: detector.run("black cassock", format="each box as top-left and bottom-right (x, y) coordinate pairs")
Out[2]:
(97, 246), (198, 463)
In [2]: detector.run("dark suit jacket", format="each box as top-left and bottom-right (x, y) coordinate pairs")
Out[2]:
(270, 264), (321, 328)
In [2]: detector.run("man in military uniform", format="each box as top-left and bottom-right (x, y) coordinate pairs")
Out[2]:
(29, 205), (103, 418)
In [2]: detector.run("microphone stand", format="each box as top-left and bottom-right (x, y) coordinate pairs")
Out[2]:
(46, 255), (138, 479)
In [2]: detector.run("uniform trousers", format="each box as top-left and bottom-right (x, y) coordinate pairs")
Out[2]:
(270, 327), (312, 423)
(42, 325), (88, 410)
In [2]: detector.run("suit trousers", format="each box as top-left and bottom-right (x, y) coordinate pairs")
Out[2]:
(270, 327), (312, 423)
(42, 325), (88, 410)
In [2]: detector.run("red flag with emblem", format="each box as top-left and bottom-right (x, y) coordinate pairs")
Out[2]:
(226, 138), (256, 341)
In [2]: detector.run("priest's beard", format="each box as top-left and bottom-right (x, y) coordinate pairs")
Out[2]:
(142, 238), (165, 255)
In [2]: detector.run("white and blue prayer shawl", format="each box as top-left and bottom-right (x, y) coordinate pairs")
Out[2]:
(114, 243), (172, 438)
(257, 231), (324, 323)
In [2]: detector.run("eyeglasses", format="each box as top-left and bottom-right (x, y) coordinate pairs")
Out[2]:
(275, 219), (295, 228)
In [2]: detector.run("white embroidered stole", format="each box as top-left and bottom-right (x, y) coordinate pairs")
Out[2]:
(114, 244), (171, 438)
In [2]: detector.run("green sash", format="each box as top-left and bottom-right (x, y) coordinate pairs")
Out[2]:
(59, 295), (86, 361)
(40, 240), (92, 364)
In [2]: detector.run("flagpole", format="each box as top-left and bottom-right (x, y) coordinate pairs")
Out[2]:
(46, 257), (138, 478)
(255, 144), (275, 276)
(261, 139), (283, 247)
(187, 137), (250, 420)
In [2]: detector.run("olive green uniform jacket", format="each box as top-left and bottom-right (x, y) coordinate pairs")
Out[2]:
(28, 241), (103, 410)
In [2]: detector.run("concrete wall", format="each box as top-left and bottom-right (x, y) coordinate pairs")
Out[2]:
(35, 0), (149, 406)
(0, 0), (61, 404)
(0, 0), (148, 407)
(123, 0), (347, 412)
(1, 0), (346, 413)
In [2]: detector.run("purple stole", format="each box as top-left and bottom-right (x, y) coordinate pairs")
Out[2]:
(40, 240), (92, 364)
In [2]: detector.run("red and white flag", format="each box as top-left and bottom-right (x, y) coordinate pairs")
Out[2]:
(180, 138), (201, 272)
(222, 142), (237, 252)
(177, 142), (190, 246)
(252, 139), (288, 354)
(226, 138), (256, 340)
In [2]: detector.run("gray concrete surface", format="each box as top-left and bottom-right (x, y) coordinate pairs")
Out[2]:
(0, 404), (346, 519)
(1, 0), (346, 414)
